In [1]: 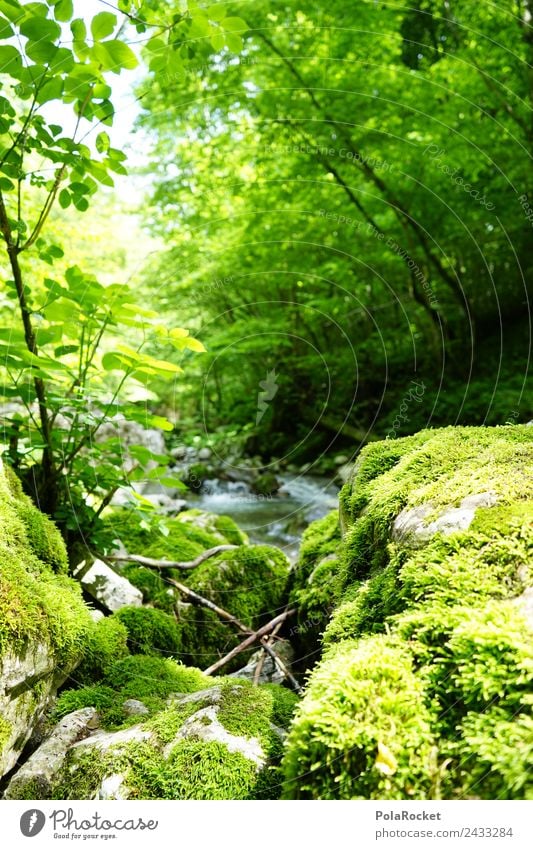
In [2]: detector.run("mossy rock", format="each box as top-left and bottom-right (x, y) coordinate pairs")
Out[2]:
(105, 509), (288, 669)
(43, 678), (297, 800)
(176, 544), (290, 668)
(283, 425), (533, 800)
(0, 459), (93, 776)
(74, 615), (130, 686)
(283, 637), (436, 799)
(288, 510), (341, 664)
(176, 508), (249, 545)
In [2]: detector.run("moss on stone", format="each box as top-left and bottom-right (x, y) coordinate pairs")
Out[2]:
(176, 508), (248, 545)
(261, 683), (299, 729)
(114, 606), (181, 658)
(74, 616), (130, 686)
(0, 460), (91, 664)
(103, 508), (224, 564)
(126, 739), (260, 800)
(121, 565), (174, 613)
(0, 716), (12, 752)
(47, 678), (290, 800)
(338, 424), (532, 595)
(284, 425), (533, 800)
(283, 637), (436, 799)
(104, 654), (211, 700)
(3, 465), (68, 573)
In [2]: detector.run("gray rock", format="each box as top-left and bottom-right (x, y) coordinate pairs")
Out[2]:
(392, 492), (498, 544)
(73, 557), (143, 612)
(122, 699), (150, 717)
(167, 704), (265, 767)
(4, 708), (98, 799)
(231, 642), (294, 686)
(97, 772), (129, 800)
(0, 643), (72, 778)
(198, 447), (212, 460)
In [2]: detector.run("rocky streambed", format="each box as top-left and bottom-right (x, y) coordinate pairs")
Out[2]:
(0, 424), (532, 800)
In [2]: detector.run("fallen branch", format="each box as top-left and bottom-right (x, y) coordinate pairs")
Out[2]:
(105, 550), (300, 691)
(107, 544), (237, 571)
(260, 639), (302, 694)
(169, 576), (251, 634)
(203, 609), (296, 676)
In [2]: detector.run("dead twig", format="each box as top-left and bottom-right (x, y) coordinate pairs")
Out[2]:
(203, 609), (296, 676)
(107, 544), (237, 570)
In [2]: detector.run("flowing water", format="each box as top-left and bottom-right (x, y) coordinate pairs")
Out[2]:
(189, 474), (340, 561)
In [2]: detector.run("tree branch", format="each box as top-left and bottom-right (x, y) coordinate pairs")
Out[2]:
(203, 609), (296, 675)
(107, 544), (238, 570)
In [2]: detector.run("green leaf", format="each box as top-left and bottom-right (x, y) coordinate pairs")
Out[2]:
(53, 0), (73, 22)
(54, 344), (78, 356)
(221, 16), (247, 32)
(90, 11), (116, 41)
(101, 38), (138, 72)
(26, 40), (58, 64)
(70, 17), (86, 39)
(96, 133), (111, 153)
(0, 1), (23, 24)
(20, 16), (61, 42)
(225, 31), (243, 52)
(35, 76), (63, 104)
(0, 44), (22, 75)
(210, 30), (225, 51)
(207, 6), (226, 22)
(58, 188), (71, 208)
(0, 14), (14, 37)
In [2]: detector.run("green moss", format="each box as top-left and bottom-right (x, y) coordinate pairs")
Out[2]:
(217, 680), (274, 743)
(0, 461), (91, 663)
(338, 425), (532, 595)
(52, 749), (109, 800)
(213, 514), (248, 545)
(282, 637), (436, 799)
(104, 654), (211, 700)
(0, 716), (12, 751)
(284, 426), (533, 800)
(3, 465), (68, 573)
(125, 739), (259, 800)
(47, 679), (285, 800)
(53, 684), (124, 725)
(261, 683), (299, 728)
(122, 565), (175, 613)
(74, 616), (130, 686)
(173, 544), (289, 669)
(114, 606), (181, 657)
(103, 508), (224, 564)
(447, 709), (533, 799)
(176, 508), (247, 545)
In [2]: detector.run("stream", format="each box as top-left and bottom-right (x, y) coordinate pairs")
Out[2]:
(188, 474), (340, 561)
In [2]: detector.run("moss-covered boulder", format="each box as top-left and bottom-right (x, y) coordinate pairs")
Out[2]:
(288, 510), (341, 665)
(104, 509), (289, 668)
(0, 460), (92, 776)
(283, 425), (533, 799)
(7, 664), (298, 800)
